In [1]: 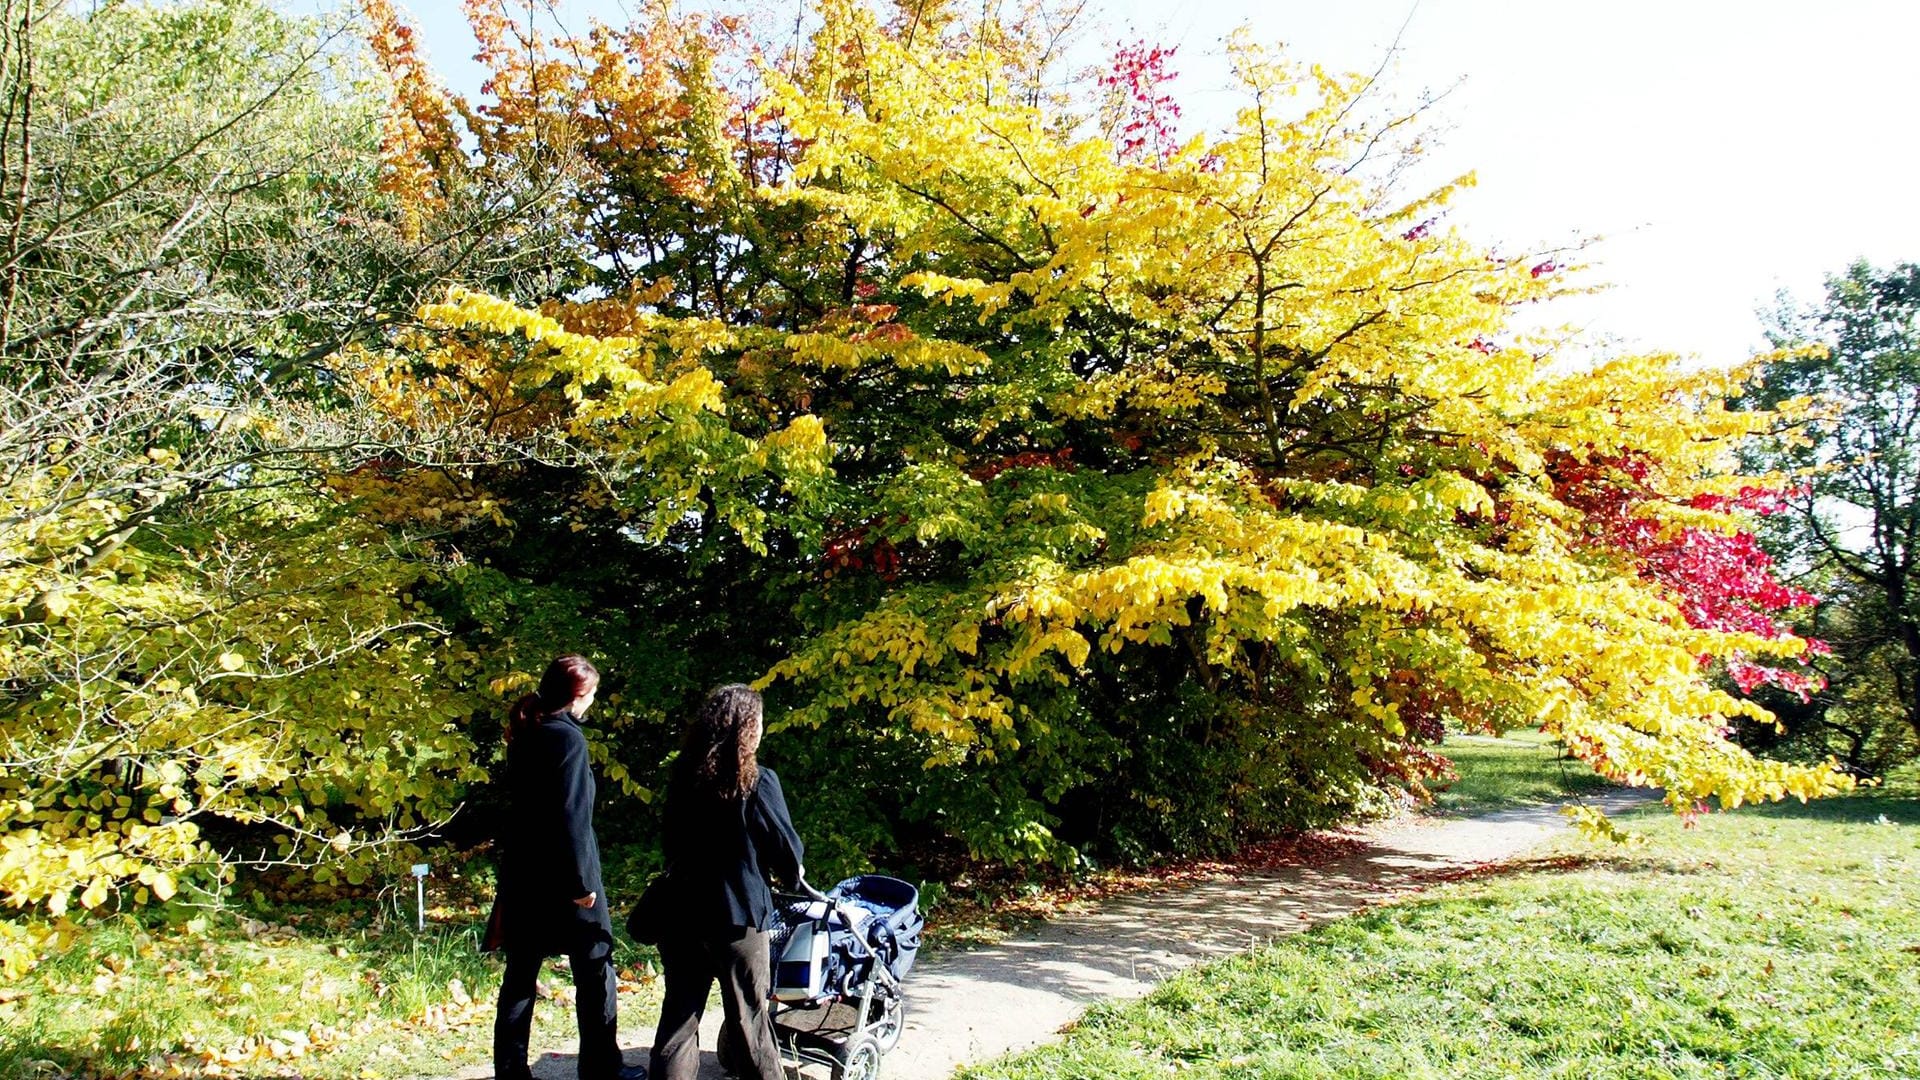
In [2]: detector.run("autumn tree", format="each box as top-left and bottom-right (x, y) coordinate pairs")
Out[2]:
(356, 0), (1848, 877)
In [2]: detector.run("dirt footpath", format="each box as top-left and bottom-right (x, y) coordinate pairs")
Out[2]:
(885, 789), (1654, 1080)
(492, 789), (1655, 1080)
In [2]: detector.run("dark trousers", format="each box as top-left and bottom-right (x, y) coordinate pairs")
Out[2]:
(494, 936), (622, 1080)
(650, 926), (781, 1080)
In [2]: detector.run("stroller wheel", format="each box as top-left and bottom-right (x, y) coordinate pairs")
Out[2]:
(865, 991), (905, 1052)
(832, 1034), (883, 1080)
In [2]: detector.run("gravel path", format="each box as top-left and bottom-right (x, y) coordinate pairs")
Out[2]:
(493, 789), (1655, 1080)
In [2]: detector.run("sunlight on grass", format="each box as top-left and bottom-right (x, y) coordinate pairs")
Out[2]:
(1425, 729), (1617, 816)
(0, 907), (663, 1079)
(963, 778), (1920, 1080)
(0, 739), (1860, 1078)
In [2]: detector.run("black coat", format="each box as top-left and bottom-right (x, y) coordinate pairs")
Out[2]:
(660, 766), (804, 933)
(494, 711), (612, 956)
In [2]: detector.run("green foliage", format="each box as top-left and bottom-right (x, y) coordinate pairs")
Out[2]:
(1, 489), (491, 914)
(1743, 261), (1920, 774)
(0, 0), (550, 926)
(962, 780), (1920, 1080)
(14, 0), (374, 368)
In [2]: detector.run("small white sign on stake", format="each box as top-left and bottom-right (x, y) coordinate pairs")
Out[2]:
(411, 864), (430, 931)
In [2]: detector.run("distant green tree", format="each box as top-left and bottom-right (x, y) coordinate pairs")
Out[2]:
(1745, 261), (1920, 773)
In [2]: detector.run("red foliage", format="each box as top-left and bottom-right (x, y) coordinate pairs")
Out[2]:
(1548, 449), (1824, 698)
(968, 447), (1076, 483)
(849, 322), (914, 345)
(821, 522), (900, 582)
(1358, 666), (1462, 789)
(1100, 41), (1181, 167)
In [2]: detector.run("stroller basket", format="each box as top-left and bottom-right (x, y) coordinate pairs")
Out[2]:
(771, 874), (922, 1004)
(831, 874), (923, 981)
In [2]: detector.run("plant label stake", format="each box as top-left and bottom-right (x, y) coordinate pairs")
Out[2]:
(411, 863), (430, 931)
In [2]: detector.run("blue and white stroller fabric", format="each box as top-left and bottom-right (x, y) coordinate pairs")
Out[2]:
(772, 874), (922, 1004)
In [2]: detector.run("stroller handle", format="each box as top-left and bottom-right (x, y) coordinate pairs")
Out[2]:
(794, 875), (832, 905)
(790, 875), (878, 964)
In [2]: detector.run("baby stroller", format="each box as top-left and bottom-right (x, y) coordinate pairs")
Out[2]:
(768, 875), (923, 1080)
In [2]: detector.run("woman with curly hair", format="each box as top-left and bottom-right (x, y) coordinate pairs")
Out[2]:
(647, 684), (804, 1080)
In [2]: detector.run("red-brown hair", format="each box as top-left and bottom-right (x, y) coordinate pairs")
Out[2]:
(507, 655), (599, 744)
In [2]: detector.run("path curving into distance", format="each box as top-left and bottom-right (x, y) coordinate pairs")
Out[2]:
(476, 788), (1656, 1080)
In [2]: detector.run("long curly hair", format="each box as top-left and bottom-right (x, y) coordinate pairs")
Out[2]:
(675, 684), (762, 801)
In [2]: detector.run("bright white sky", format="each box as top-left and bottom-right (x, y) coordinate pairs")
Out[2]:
(389, 0), (1920, 364)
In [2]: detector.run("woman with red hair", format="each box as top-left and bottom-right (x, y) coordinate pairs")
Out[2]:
(491, 655), (645, 1080)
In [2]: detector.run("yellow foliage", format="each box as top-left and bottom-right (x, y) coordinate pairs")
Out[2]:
(746, 4), (1848, 817)
(352, 286), (836, 549)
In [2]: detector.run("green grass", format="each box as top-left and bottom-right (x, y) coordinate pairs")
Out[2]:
(1424, 729), (1617, 816)
(962, 777), (1920, 1080)
(0, 737), (1861, 1077)
(0, 900), (666, 1079)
